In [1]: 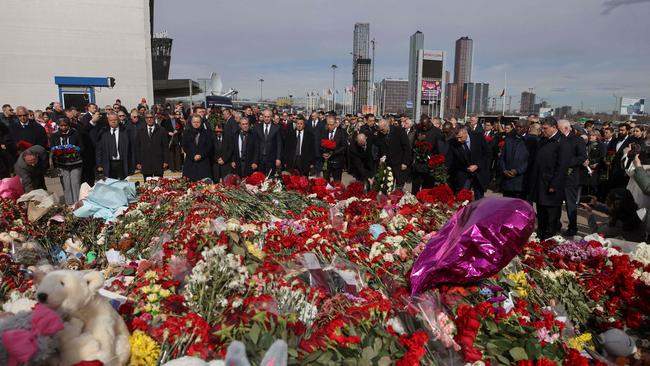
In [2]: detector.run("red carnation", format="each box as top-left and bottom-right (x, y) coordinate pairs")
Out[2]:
(457, 189), (473, 202)
(320, 139), (336, 150)
(16, 140), (33, 151)
(245, 171), (266, 186)
(498, 140), (505, 148)
(484, 135), (494, 143)
(415, 141), (433, 152)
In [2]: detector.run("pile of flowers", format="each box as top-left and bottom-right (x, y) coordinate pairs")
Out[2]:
(0, 176), (648, 365)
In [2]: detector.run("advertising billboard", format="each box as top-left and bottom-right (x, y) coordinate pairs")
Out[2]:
(539, 107), (554, 118)
(619, 97), (645, 116)
(421, 80), (441, 101)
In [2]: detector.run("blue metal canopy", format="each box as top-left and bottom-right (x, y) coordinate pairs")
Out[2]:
(54, 76), (111, 87)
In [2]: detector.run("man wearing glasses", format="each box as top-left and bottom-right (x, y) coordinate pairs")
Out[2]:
(0, 104), (18, 128)
(161, 110), (184, 172)
(125, 109), (143, 174)
(9, 106), (48, 149)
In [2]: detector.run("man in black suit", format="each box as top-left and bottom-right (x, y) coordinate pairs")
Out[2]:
(212, 125), (233, 182)
(254, 109), (283, 175)
(222, 108), (238, 140)
(377, 119), (412, 190)
(283, 116), (315, 176)
(360, 114), (380, 148)
(558, 119), (588, 236)
(348, 133), (376, 189)
(231, 117), (258, 178)
(609, 123), (633, 189)
(307, 111), (326, 175)
(9, 106), (48, 148)
(529, 117), (570, 240)
(96, 113), (131, 180)
(402, 117), (416, 151)
(125, 110), (144, 174)
(467, 114), (484, 134)
(446, 124), (490, 199)
(320, 116), (348, 182)
(135, 112), (169, 179)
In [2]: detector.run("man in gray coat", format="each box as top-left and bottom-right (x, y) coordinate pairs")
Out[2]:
(14, 145), (48, 193)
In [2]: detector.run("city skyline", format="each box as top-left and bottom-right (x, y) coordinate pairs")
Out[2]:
(155, 0), (650, 113)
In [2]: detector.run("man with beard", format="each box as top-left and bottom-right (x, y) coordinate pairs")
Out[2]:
(498, 119), (530, 199)
(529, 117), (570, 240)
(376, 119), (411, 190)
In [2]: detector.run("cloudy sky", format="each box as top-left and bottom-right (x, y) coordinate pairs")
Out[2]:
(155, 0), (650, 112)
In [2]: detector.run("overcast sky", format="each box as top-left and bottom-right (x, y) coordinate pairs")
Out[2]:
(155, 0), (650, 112)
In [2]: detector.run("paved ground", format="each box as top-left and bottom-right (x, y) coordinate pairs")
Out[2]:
(45, 173), (604, 237)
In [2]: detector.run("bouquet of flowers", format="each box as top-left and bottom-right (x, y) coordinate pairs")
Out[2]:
(427, 154), (447, 185)
(412, 141), (432, 174)
(372, 156), (395, 194)
(600, 149), (616, 180)
(51, 144), (82, 167)
(320, 139), (336, 173)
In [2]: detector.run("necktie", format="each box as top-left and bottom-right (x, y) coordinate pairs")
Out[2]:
(464, 141), (470, 156)
(329, 131), (333, 140)
(264, 125), (269, 139)
(296, 131), (302, 156)
(111, 128), (119, 159)
(148, 127), (153, 137)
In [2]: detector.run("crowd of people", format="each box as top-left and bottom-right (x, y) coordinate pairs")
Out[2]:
(2, 99), (649, 242)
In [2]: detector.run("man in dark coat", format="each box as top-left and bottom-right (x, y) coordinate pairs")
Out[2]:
(467, 114), (484, 134)
(14, 145), (49, 193)
(283, 116), (315, 176)
(402, 118), (416, 151)
(10, 106), (48, 148)
(498, 120), (530, 198)
(376, 119), (412, 190)
(0, 123), (15, 178)
(135, 112), (170, 179)
(520, 121), (539, 201)
(212, 125), (233, 182)
(609, 123), (633, 189)
(529, 117), (570, 240)
(0, 104), (18, 128)
(222, 108), (239, 140)
(125, 110), (144, 174)
(445, 125), (490, 199)
(558, 119), (588, 236)
(79, 108), (104, 186)
(348, 133), (376, 188)
(320, 116), (348, 182)
(254, 109), (283, 175)
(232, 117), (258, 178)
(96, 113), (130, 180)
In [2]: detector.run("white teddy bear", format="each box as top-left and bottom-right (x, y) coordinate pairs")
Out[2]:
(36, 270), (131, 366)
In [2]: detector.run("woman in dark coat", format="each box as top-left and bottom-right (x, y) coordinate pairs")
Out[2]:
(580, 131), (603, 196)
(182, 115), (213, 182)
(50, 119), (84, 205)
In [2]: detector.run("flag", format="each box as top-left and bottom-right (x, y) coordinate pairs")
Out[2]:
(499, 89), (505, 97)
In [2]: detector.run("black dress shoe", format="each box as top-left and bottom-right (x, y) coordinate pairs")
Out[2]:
(563, 229), (578, 237)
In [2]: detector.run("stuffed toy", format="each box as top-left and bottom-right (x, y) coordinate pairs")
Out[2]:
(0, 303), (64, 366)
(161, 340), (288, 366)
(36, 269), (131, 366)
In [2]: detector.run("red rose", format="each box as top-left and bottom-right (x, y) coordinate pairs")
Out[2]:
(415, 141), (433, 152)
(485, 135), (494, 143)
(498, 140), (505, 148)
(320, 139), (336, 150)
(427, 154), (446, 168)
(457, 189), (473, 202)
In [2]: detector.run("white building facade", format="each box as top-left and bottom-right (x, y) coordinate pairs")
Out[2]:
(0, 0), (154, 110)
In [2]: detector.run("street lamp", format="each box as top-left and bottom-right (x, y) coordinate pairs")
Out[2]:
(258, 78), (264, 102)
(331, 64), (337, 112)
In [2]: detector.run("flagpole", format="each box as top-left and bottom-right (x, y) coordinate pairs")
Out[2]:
(464, 86), (469, 120)
(502, 71), (507, 116)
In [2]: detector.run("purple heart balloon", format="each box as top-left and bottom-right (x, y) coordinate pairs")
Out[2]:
(410, 197), (535, 295)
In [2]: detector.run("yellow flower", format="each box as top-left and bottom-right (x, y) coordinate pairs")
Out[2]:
(246, 241), (265, 260)
(147, 293), (159, 303)
(129, 330), (160, 366)
(144, 270), (158, 280)
(507, 271), (529, 298)
(159, 289), (171, 298)
(567, 333), (593, 351)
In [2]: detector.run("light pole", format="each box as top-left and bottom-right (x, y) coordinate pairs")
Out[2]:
(331, 64), (337, 113)
(258, 78), (264, 103)
(370, 38), (375, 112)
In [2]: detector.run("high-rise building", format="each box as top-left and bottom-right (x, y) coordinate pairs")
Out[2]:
(376, 79), (409, 115)
(554, 105), (572, 118)
(407, 31), (424, 117)
(462, 83), (489, 115)
(520, 91), (536, 115)
(352, 23), (371, 113)
(453, 37), (473, 113)
(446, 83), (460, 115)
(454, 37), (473, 85)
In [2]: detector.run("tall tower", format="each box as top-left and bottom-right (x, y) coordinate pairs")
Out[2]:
(453, 36), (473, 116)
(408, 31), (424, 118)
(352, 23), (371, 113)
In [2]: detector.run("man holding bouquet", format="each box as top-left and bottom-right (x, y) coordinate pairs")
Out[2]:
(320, 116), (347, 182)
